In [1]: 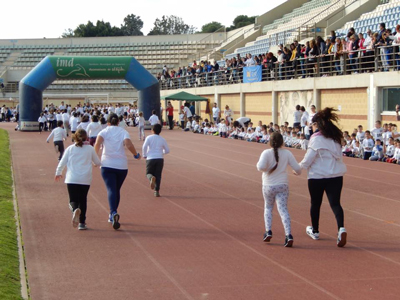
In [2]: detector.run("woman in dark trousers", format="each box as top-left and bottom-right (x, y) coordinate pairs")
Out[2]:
(297, 107), (348, 247)
(94, 113), (141, 230)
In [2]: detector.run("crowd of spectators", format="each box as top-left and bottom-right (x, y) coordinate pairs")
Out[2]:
(158, 22), (400, 89)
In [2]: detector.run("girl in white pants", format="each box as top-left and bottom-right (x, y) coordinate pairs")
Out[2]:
(257, 132), (302, 247)
(137, 112), (145, 140)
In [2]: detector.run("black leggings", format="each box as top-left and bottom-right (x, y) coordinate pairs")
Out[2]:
(308, 176), (344, 233)
(67, 184), (90, 224)
(146, 159), (164, 192)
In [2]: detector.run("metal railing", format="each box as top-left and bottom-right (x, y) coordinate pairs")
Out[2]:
(158, 45), (400, 90)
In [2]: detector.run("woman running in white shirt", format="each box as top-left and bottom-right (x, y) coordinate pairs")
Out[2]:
(94, 113), (141, 230)
(298, 108), (347, 247)
(55, 129), (101, 230)
(257, 132), (302, 247)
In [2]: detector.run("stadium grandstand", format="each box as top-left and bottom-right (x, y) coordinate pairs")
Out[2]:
(0, 32), (228, 105)
(1, 0), (400, 132)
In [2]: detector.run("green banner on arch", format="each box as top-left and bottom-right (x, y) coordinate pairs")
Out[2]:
(48, 56), (132, 79)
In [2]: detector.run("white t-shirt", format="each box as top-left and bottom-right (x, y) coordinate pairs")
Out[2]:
(356, 131), (365, 143)
(183, 106), (192, 118)
(301, 111), (309, 127)
(70, 117), (79, 131)
(149, 114), (160, 125)
(363, 138), (374, 152)
(212, 107), (220, 118)
(236, 117), (250, 127)
(257, 148), (302, 186)
(142, 134), (170, 160)
(308, 112), (316, 125)
(86, 122), (102, 137)
(77, 121), (89, 131)
(56, 144), (101, 185)
(47, 127), (67, 142)
(98, 126), (131, 170)
(293, 110), (302, 123)
(371, 127), (383, 141)
(62, 113), (70, 123)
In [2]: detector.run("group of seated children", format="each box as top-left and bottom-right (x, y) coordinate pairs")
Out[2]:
(341, 122), (400, 164)
(182, 116), (309, 150)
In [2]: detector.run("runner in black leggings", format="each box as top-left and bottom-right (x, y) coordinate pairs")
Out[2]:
(296, 107), (348, 247)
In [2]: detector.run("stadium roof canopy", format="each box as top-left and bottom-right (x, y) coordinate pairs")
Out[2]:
(161, 91), (208, 102)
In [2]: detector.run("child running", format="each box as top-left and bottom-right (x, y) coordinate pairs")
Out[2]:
(47, 120), (67, 161)
(256, 132), (302, 247)
(142, 124), (170, 197)
(137, 112), (145, 140)
(55, 129), (101, 230)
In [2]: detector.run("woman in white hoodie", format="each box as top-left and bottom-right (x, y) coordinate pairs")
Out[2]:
(298, 107), (348, 247)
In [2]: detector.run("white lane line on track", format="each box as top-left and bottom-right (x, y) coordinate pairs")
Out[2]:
(164, 153), (400, 268)
(123, 174), (341, 300)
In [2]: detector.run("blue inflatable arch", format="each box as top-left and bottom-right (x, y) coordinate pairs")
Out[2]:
(19, 56), (160, 131)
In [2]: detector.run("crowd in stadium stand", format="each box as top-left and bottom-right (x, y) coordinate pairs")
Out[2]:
(158, 22), (400, 89)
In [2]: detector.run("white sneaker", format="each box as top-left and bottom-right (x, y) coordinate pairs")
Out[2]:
(72, 208), (81, 228)
(306, 226), (320, 240)
(337, 227), (347, 247)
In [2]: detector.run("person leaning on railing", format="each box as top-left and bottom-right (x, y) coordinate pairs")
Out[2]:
(391, 25), (400, 71)
(321, 38), (333, 77)
(331, 38), (344, 75)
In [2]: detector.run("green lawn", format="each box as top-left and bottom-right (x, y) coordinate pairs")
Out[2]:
(0, 129), (23, 300)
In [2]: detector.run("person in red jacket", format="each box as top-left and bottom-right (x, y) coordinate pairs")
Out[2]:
(166, 101), (174, 130)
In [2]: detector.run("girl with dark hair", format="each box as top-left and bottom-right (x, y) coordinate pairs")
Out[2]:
(86, 115), (102, 146)
(298, 107), (348, 247)
(257, 132), (302, 247)
(55, 129), (101, 230)
(94, 113), (141, 230)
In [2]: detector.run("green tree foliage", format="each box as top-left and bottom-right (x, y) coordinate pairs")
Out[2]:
(148, 15), (196, 35)
(62, 14), (144, 37)
(201, 21), (223, 33)
(121, 14), (144, 36)
(226, 15), (257, 31)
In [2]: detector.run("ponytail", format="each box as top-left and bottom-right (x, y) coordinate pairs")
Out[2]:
(73, 129), (87, 147)
(268, 132), (283, 175)
(312, 107), (343, 144)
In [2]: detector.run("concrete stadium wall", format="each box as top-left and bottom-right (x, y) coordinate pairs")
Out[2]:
(245, 92), (272, 125)
(321, 88), (368, 130)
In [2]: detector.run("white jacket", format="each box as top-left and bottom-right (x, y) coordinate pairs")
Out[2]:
(300, 132), (347, 179)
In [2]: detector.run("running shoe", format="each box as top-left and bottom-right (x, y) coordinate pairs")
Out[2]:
(78, 223), (87, 230)
(306, 226), (320, 240)
(112, 212), (120, 230)
(72, 208), (81, 228)
(150, 176), (156, 190)
(284, 234), (294, 247)
(154, 191), (160, 197)
(108, 214), (112, 223)
(263, 230), (273, 242)
(337, 227), (347, 247)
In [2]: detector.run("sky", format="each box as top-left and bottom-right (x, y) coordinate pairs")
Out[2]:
(0, 0), (286, 39)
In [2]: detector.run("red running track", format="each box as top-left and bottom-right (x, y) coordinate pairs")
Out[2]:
(3, 122), (400, 300)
